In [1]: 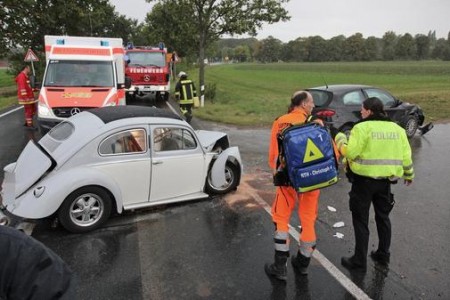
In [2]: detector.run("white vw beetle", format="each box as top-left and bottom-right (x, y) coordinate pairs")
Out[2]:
(1, 106), (242, 233)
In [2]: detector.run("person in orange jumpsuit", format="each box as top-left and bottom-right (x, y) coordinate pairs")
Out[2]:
(15, 65), (37, 128)
(265, 90), (333, 281)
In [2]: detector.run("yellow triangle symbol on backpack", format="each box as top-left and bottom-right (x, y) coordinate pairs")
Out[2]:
(303, 138), (324, 163)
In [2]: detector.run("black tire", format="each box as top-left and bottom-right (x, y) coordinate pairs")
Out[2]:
(205, 161), (240, 195)
(403, 115), (418, 138)
(58, 186), (112, 233)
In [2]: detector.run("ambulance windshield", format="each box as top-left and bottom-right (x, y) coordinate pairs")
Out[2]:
(44, 60), (114, 87)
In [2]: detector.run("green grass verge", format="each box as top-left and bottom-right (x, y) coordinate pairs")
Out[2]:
(2, 62), (450, 123)
(0, 69), (17, 110)
(193, 61), (450, 125)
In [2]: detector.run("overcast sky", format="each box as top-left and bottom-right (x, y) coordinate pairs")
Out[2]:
(109, 0), (449, 42)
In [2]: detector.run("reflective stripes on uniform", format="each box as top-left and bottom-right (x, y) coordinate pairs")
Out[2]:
(274, 231), (289, 252)
(299, 240), (316, 258)
(353, 158), (403, 166)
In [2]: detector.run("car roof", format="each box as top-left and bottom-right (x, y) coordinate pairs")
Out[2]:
(308, 84), (373, 92)
(88, 106), (182, 124)
(39, 106), (184, 165)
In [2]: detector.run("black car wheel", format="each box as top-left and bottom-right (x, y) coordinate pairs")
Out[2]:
(403, 115), (418, 138)
(205, 161), (240, 195)
(58, 186), (112, 233)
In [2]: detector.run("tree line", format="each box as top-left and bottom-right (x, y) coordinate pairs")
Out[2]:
(1, 0), (449, 80)
(213, 31), (450, 63)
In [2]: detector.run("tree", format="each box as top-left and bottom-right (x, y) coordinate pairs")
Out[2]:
(255, 36), (282, 62)
(326, 35), (346, 61)
(146, 0), (290, 93)
(415, 34), (430, 60)
(381, 31), (397, 60)
(304, 36), (327, 62)
(342, 33), (366, 61)
(365, 36), (381, 61)
(1, 0), (138, 74)
(395, 33), (416, 60)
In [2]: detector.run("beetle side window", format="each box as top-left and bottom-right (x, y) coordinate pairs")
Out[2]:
(153, 127), (197, 152)
(99, 129), (147, 155)
(342, 91), (364, 105)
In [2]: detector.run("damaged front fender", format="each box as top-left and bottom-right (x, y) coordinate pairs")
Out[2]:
(209, 147), (243, 190)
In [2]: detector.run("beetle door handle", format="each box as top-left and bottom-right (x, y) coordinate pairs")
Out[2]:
(152, 161), (163, 165)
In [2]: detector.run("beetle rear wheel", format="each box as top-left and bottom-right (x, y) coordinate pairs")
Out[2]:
(58, 186), (112, 233)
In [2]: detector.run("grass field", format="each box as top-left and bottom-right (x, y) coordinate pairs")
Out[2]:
(193, 61), (450, 125)
(2, 62), (450, 124)
(0, 69), (17, 109)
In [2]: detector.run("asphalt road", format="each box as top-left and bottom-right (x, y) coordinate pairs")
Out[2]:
(1, 103), (449, 299)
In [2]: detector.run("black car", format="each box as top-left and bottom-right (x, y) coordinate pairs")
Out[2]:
(307, 84), (433, 138)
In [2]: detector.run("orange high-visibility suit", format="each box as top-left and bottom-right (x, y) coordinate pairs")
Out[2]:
(268, 107), (320, 257)
(15, 69), (36, 127)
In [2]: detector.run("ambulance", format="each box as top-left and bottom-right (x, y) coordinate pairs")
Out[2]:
(37, 35), (129, 133)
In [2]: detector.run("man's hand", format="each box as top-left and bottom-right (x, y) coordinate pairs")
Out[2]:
(335, 132), (347, 150)
(404, 179), (413, 186)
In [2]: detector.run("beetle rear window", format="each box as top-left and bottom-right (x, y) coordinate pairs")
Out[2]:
(47, 121), (75, 141)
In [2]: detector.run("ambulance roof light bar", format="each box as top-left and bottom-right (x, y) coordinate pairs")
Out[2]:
(54, 39), (110, 46)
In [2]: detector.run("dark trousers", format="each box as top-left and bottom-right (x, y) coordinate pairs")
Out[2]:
(349, 176), (394, 265)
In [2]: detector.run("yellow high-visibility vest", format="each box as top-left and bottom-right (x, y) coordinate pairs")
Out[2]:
(341, 120), (414, 180)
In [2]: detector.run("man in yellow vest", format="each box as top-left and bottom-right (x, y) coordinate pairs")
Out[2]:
(174, 71), (197, 123)
(335, 97), (414, 271)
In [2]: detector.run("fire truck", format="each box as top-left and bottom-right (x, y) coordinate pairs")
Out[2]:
(124, 42), (171, 102)
(37, 35), (128, 134)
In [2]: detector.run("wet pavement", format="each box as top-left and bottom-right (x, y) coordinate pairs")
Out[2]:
(1, 105), (449, 299)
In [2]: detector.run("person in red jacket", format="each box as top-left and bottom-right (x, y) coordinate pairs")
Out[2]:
(15, 65), (37, 128)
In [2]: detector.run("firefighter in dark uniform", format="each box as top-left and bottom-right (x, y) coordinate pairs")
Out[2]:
(174, 71), (197, 123)
(335, 97), (414, 271)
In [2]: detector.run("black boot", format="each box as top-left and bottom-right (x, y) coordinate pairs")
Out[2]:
(291, 251), (311, 275)
(265, 251), (288, 281)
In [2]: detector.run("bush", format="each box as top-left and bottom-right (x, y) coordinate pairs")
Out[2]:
(205, 82), (216, 102)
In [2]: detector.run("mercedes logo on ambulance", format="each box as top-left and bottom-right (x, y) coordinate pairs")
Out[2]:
(70, 108), (81, 116)
(144, 75), (150, 82)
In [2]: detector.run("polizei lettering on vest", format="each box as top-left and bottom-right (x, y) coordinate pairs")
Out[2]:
(371, 132), (400, 140)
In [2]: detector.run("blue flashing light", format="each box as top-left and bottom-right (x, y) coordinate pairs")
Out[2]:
(158, 42), (165, 50)
(127, 42), (134, 49)
(100, 41), (109, 46)
(56, 39), (65, 45)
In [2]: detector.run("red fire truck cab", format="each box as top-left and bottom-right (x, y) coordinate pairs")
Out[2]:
(125, 42), (170, 102)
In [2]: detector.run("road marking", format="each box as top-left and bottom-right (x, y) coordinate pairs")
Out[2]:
(165, 101), (179, 116)
(243, 181), (372, 300)
(0, 106), (23, 119)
